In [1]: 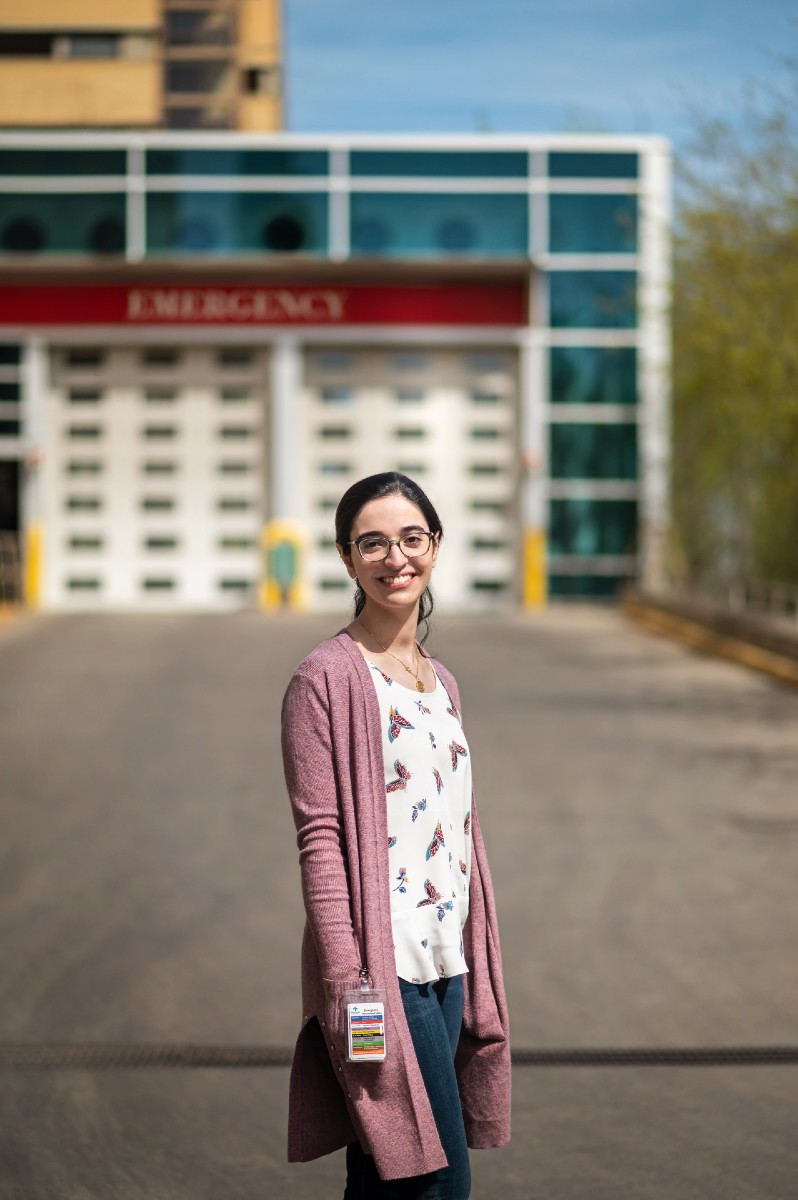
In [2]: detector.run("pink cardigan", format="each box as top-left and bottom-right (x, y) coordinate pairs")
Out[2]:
(281, 629), (511, 1180)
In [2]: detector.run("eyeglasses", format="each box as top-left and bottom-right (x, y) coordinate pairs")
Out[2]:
(350, 531), (436, 563)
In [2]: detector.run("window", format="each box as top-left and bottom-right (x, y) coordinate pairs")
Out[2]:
(142, 426), (177, 440)
(550, 423), (637, 480)
(68, 389), (102, 405)
(217, 349), (254, 368)
(317, 536), (337, 550)
(471, 537), (508, 551)
(392, 352), (429, 372)
(144, 536), (179, 551)
(548, 152), (638, 179)
(0, 343), (21, 365)
(0, 151), (125, 176)
(549, 499), (637, 556)
(350, 150), (527, 178)
(66, 461), (102, 476)
(66, 577), (101, 591)
(218, 461), (253, 475)
(142, 461), (177, 476)
(320, 578), (348, 590)
(66, 349), (104, 368)
(350, 193), (528, 258)
(466, 352), (510, 373)
(0, 382), (19, 401)
(469, 427), (502, 440)
(396, 463), (426, 474)
(67, 425), (102, 440)
(146, 192), (328, 255)
(141, 497), (175, 511)
(395, 388), (424, 403)
(549, 575), (628, 598)
(470, 579), (508, 592)
(145, 389), (178, 404)
(549, 271), (637, 329)
(317, 497), (337, 511)
(219, 536), (256, 550)
(220, 389), (253, 404)
(319, 426), (352, 439)
(469, 463), (501, 476)
(321, 387), (354, 404)
(311, 351), (356, 371)
(142, 578), (176, 591)
(550, 346), (638, 406)
(549, 194), (638, 255)
(218, 425), (254, 440)
(217, 497), (253, 511)
(68, 536), (103, 551)
(319, 462), (350, 475)
(218, 578), (254, 592)
(0, 194), (126, 255)
(394, 428), (426, 439)
(245, 66), (280, 96)
(469, 499), (508, 514)
(0, 419), (20, 436)
(470, 390), (503, 405)
(148, 149), (327, 177)
(141, 349), (179, 368)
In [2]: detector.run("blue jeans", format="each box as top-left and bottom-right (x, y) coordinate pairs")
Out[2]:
(343, 974), (471, 1200)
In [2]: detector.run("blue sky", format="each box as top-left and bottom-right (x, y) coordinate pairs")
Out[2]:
(283, 0), (798, 150)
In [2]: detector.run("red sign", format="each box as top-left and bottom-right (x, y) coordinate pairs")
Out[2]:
(0, 283), (525, 327)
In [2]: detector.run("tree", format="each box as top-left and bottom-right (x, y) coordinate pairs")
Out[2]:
(671, 79), (798, 589)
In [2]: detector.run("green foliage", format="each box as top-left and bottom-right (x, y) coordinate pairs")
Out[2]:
(672, 86), (798, 588)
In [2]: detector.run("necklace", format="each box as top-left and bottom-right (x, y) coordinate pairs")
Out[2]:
(357, 617), (426, 692)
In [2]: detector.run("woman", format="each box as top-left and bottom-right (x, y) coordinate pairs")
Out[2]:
(281, 472), (511, 1199)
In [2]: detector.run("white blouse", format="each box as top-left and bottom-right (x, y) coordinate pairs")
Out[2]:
(367, 658), (472, 984)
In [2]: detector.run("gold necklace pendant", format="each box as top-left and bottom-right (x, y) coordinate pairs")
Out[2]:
(416, 678), (425, 693)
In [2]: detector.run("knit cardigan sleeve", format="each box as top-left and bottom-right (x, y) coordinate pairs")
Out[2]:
(281, 668), (362, 983)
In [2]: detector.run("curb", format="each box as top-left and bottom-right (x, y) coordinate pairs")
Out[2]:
(621, 596), (798, 690)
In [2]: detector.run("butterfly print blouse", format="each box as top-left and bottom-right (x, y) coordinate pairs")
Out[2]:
(369, 659), (473, 984)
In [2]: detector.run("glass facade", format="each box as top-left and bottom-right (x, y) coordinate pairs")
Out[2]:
(549, 271), (637, 328)
(549, 194), (637, 254)
(0, 149), (126, 175)
(549, 499), (637, 556)
(350, 192), (528, 257)
(548, 151), (638, 179)
(550, 423), (637, 479)
(146, 192), (328, 254)
(550, 347), (637, 406)
(349, 150), (528, 177)
(146, 149), (328, 176)
(0, 193), (126, 254)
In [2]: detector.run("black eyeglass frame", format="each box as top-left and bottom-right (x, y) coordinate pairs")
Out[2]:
(346, 530), (437, 562)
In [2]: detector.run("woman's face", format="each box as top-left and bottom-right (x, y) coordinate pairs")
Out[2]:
(338, 492), (439, 618)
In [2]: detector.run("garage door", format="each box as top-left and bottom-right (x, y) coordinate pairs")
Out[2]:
(298, 346), (519, 612)
(44, 344), (267, 609)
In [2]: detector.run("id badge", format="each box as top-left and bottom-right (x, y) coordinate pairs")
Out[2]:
(343, 989), (386, 1063)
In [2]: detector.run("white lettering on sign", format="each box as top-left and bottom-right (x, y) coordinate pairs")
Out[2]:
(126, 288), (348, 323)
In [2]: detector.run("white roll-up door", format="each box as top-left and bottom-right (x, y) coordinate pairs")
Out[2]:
(298, 346), (519, 612)
(43, 344), (267, 610)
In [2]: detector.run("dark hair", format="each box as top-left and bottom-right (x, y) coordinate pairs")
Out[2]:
(335, 472), (443, 643)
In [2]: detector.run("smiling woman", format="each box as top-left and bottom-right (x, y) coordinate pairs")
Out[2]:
(280, 472), (511, 1199)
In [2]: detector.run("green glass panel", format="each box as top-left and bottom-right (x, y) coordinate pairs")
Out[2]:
(549, 347), (637, 405)
(549, 271), (637, 328)
(0, 344), (21, 365)
(0, 149), (126, 176)
(548, 574), (629, 597)
(550, 423), (637, 479)
(350, 192), (527, 258)
(549, 498), (637, 555)
(549, 194), (637, 254)
(146, 192), (328, 255)
(548, 152), (638, 179)
(146, 149), (328, 176)
(350, 150), (528, 178)
(0, 194), (126, 255)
